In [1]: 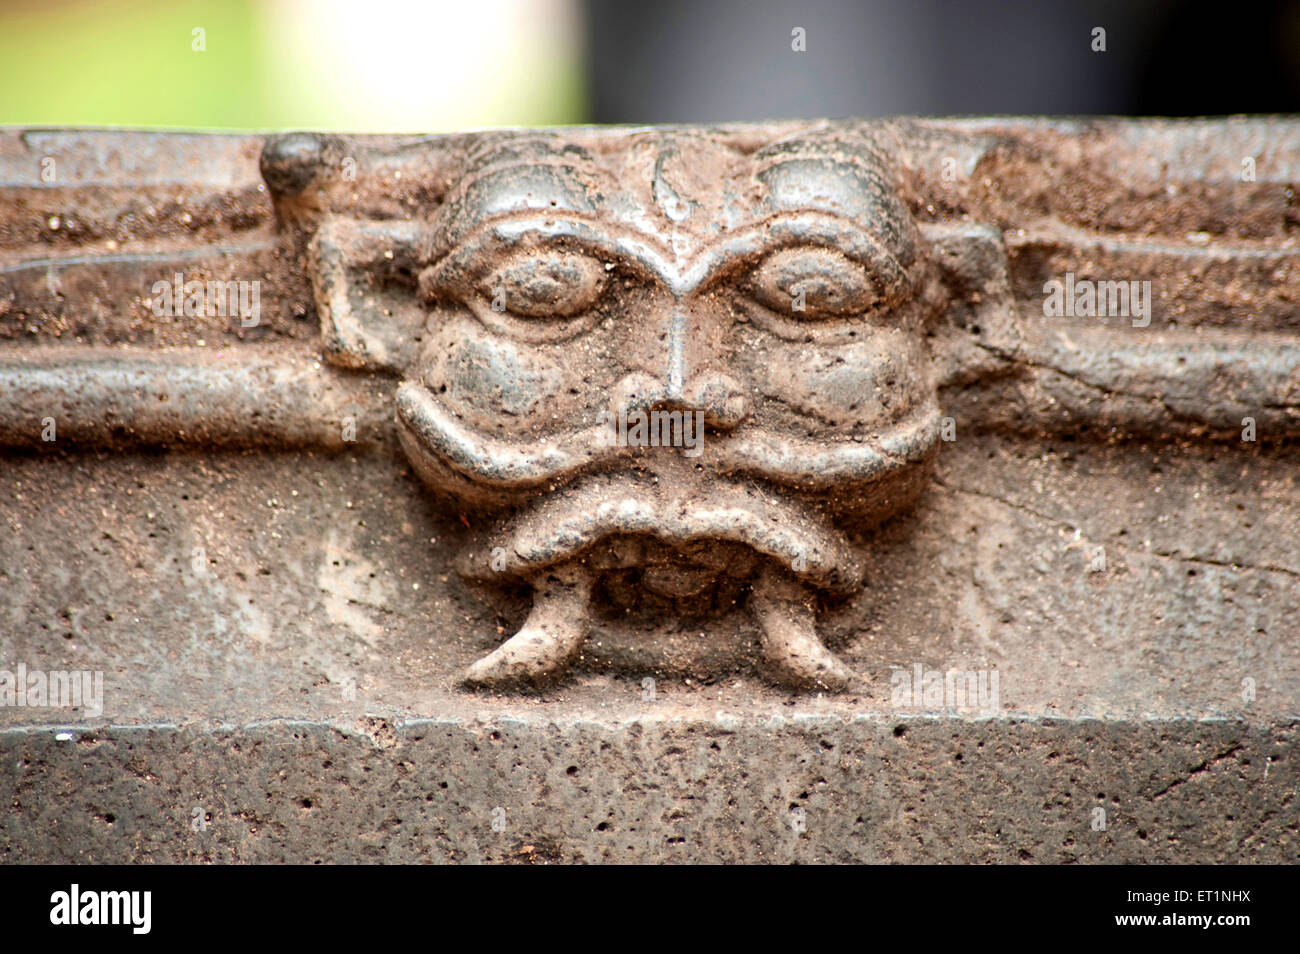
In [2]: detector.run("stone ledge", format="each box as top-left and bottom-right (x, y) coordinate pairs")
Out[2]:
(2, 715), (1293, 863)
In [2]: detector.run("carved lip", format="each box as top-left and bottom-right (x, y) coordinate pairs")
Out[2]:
(454, 473), (866, 595)
(394, 381), (940, 496)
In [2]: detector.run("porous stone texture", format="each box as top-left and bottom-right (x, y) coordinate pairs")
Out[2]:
(1, 121), (1297, 862)
(1, 441), (1295, 862)
(3, 718), (1291, 864)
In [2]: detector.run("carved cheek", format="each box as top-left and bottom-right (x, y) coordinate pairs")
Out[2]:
(768, 331), (929, 430)
(420, 314), (574, 431)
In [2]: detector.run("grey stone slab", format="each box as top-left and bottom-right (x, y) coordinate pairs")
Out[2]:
(0, 443), (1295, 862)
(2, 121), (1297, 863)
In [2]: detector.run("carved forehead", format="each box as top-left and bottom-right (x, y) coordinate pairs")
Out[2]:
(427, 137), (607, 256)
(752, 134), (919, 266)
(426, 129), (918, 265)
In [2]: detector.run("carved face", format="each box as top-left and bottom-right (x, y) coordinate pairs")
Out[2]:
(304, 128), (945, 688)
(394, 133), (940, 608)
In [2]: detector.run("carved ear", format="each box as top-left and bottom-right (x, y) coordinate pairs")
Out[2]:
(920, 222), (1027, 388)
(309, 216), (429, 374)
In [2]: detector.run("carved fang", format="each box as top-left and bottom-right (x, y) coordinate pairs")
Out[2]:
(462, 564), (594, 689)
(750, 564), (857, 692)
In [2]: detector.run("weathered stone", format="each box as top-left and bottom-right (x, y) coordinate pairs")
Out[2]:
(4, 717), (1291, 864)
(0, 120), (1297, 862)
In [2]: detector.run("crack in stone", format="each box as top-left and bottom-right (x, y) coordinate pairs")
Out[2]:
(1151, 742), (1245, 800)
(932, 476), (1072, 530)
(974, 341), (1184, 415)
(1149, 549), (1300, 580)
(934, 478), (1300, 579)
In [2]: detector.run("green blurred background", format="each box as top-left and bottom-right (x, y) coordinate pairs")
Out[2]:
(3, 0), (1296, 131)
(0, 0), (586, 131)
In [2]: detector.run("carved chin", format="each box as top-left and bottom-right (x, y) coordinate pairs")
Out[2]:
(452, 472), (865, 596)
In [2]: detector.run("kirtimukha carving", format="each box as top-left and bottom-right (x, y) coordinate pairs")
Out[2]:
(311, 130), (943, 690)
(3, 120), (1297, 690)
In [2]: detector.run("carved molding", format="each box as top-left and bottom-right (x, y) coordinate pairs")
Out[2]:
(2, 119), (1297, 691)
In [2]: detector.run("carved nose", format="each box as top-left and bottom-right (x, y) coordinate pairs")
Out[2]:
(663, 307), (689, 400)
(613, 304), (751, 429)
(611, 371), (750, 431)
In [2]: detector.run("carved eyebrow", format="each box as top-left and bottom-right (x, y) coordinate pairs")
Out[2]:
(683, 212), (911, 299)
(430, 210), (910, 299)
(490, 217), (672, 283)
(426, 215), (672, 290)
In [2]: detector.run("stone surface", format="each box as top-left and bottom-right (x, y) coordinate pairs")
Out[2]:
(1, 440), (1295, 862)
(0, 120), (1297, 862)
(4, 717), (1291, 864)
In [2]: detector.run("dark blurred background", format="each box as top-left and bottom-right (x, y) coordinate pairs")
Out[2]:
(1, 0), (1297, 130)
(586, 0), (1300, 122)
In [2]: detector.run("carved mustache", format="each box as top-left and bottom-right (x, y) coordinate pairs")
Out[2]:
(394, 381), (940, 495)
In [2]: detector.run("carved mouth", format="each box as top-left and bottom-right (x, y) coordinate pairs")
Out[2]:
(453, 472), (865, 595)
(394, 381), (940, 497)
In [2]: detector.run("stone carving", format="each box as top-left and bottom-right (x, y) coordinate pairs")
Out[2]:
(3, 120), (1297, 692)
(309, 130), (943, 689)
(278, 123), (1300, 691)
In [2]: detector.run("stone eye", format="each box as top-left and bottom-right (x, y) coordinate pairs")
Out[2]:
(483, 251), (606, 318)
(750, 247), (880, 318)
